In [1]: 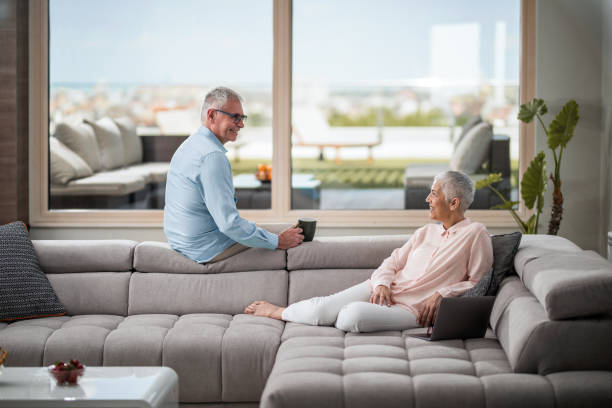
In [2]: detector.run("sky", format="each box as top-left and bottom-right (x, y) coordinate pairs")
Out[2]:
(50, 0), (520, 86)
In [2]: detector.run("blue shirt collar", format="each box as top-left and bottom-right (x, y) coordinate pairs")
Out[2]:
(199, 125), (228, 153)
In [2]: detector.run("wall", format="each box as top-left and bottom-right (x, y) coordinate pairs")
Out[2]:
(535, 0), (605, 253)
(0, 0), (28, 225)
(604, 0), (612, 256)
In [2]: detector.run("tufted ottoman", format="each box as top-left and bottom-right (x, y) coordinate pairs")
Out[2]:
(259, 323), (583, 408)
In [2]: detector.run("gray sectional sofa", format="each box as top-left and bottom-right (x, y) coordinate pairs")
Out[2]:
(1, 234), (612, 407)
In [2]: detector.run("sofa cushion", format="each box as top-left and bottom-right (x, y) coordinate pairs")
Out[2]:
(47, 272), (131, 316)
(49, 169), (147, 196)
(449, 122), (493, 174)
(514, 234), (581, 274)
(453, 115), (483, 151)
(491, 276), (612, 374)
(54, 122), (103, 172)
(126, 162), (170, 183)
(287, 235), (411, 271)
(113, 117), (143, 165)
(84, 117), (125, 170)
(33, 240), (136, 273)
(0, 222), (66, 322)
(128, 270), (288, 316)
(49, 136), (93, 184)
(288, 269), (373, 304)
(464, 232), (522, 297)
(520, 250), (612, 320)
(133, 241), (286, 274)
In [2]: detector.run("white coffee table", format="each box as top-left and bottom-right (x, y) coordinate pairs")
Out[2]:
(0, 366), (178, 408)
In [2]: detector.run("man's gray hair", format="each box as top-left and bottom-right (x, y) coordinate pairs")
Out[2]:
(433, 171), (475, 212)
(201, 87), (243, 122)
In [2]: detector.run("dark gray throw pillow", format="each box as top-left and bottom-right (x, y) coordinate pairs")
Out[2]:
(0, 222), (66, 321)
(463, 231), (522, 297)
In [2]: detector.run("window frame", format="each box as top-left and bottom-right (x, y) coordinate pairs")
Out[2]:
(29, 0), (535, 228)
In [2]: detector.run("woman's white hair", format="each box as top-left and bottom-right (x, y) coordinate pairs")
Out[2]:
(200, 87), (243, 122)
(433, 171), (475, 212)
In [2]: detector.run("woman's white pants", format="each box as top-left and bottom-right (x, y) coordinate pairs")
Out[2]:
(281, 280), (419, 333)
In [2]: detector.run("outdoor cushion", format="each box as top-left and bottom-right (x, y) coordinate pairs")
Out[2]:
(113, 117), (143, 165)
(0, 222), (66, 322)
(49, 169), (146, 196)
(449, 121), (493, 174)
(520, 250), (612, 320)
(54, 122), (103, 172)
(453, 115), (482, 151)
(84, 117), (125, 170)
(126, 162), (170, 183)
(49, 136), (93, 184)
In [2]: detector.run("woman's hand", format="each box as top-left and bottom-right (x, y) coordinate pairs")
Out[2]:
(369, 285), (393, 307)
(417, 292), (442, 327)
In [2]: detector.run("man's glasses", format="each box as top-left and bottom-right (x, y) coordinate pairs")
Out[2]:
(215, 109), (247, 124)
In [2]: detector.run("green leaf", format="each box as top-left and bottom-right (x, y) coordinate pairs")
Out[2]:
(548, 99), (579, 150)
(521, 151), (547, 210)
(518, 98), (548, 123)
(525, 214), (537, 234)
(474, 173), (503, 190)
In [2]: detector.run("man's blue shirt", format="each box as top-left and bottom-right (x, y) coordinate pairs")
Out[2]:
(164, 126), (278, 262)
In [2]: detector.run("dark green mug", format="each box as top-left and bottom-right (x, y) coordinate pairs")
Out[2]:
(298, 217), (317, 242)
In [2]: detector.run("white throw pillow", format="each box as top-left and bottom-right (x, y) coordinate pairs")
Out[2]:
(84, 117), (126, 170)
(113, 117), (143, 165)
(449, 122), (493, 174)
(453, 115), (482, 151)
(49, 137), (93, 184)
(54, 122), (102, 172)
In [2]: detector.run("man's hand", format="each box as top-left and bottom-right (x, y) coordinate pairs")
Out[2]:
(417, 292), (442, 327)
(369, 284), (393, 307)
(277, 225), (304, 249)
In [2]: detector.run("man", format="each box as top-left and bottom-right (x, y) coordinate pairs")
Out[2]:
(164, 87), (303, 263)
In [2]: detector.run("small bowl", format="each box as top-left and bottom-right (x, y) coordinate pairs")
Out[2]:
(48, 365), (85, 385)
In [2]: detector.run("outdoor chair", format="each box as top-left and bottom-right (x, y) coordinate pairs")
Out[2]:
(292, 106), (383, 164)
(404, 119), (511, 209)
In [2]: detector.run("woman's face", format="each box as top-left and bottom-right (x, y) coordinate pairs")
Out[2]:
(425, 181), (453, 222)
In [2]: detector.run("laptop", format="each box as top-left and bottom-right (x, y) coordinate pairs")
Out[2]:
(410, 296), (495, 341)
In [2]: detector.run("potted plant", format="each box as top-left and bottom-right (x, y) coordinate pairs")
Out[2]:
(476, 98), (579, 234)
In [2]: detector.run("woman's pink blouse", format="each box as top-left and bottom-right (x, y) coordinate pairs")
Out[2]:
(370, 218), (493, 315)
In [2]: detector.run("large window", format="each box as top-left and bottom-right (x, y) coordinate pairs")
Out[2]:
(30, 0), (534, 227)
(48, 0), (273, 210)
(291, 0), (520, 210)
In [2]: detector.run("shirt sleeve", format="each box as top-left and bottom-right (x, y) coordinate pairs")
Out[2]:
(437, 227), (493, 297)
(370, 233), (416, 289)
(200, 152), (278, 249)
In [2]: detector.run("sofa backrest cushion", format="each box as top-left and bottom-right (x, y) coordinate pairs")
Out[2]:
(520, 250), (612, 320)
(54, 122), (103, 172)
(114, 117), (143, 165)
(47, 272), (130, 316)
(491, 276), (612, 374)
(449, 121), (492, 174)
(288, 269), (373, 304)
(514, 234), (581, 273)
(84, 117), (125, 170)
(49, 137), (93, 184)
(287, 235), (411, 271)
(128, 270), (288, 315)
(134, 241), (286, 274)
(453, 115), (482, 151)
(33, 240), (137, 273)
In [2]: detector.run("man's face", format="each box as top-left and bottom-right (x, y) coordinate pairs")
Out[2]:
(209, 98), (245, 144)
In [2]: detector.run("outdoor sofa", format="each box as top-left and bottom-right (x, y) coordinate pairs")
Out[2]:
(49, 117), (169, 209)
(405, 117), (511, 209)
(1, 232), (612, 407)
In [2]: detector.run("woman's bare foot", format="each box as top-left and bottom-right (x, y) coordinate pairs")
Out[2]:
(244, 301), (285, 320)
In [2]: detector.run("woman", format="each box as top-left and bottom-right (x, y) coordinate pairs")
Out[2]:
(244, 171), (493, 332)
